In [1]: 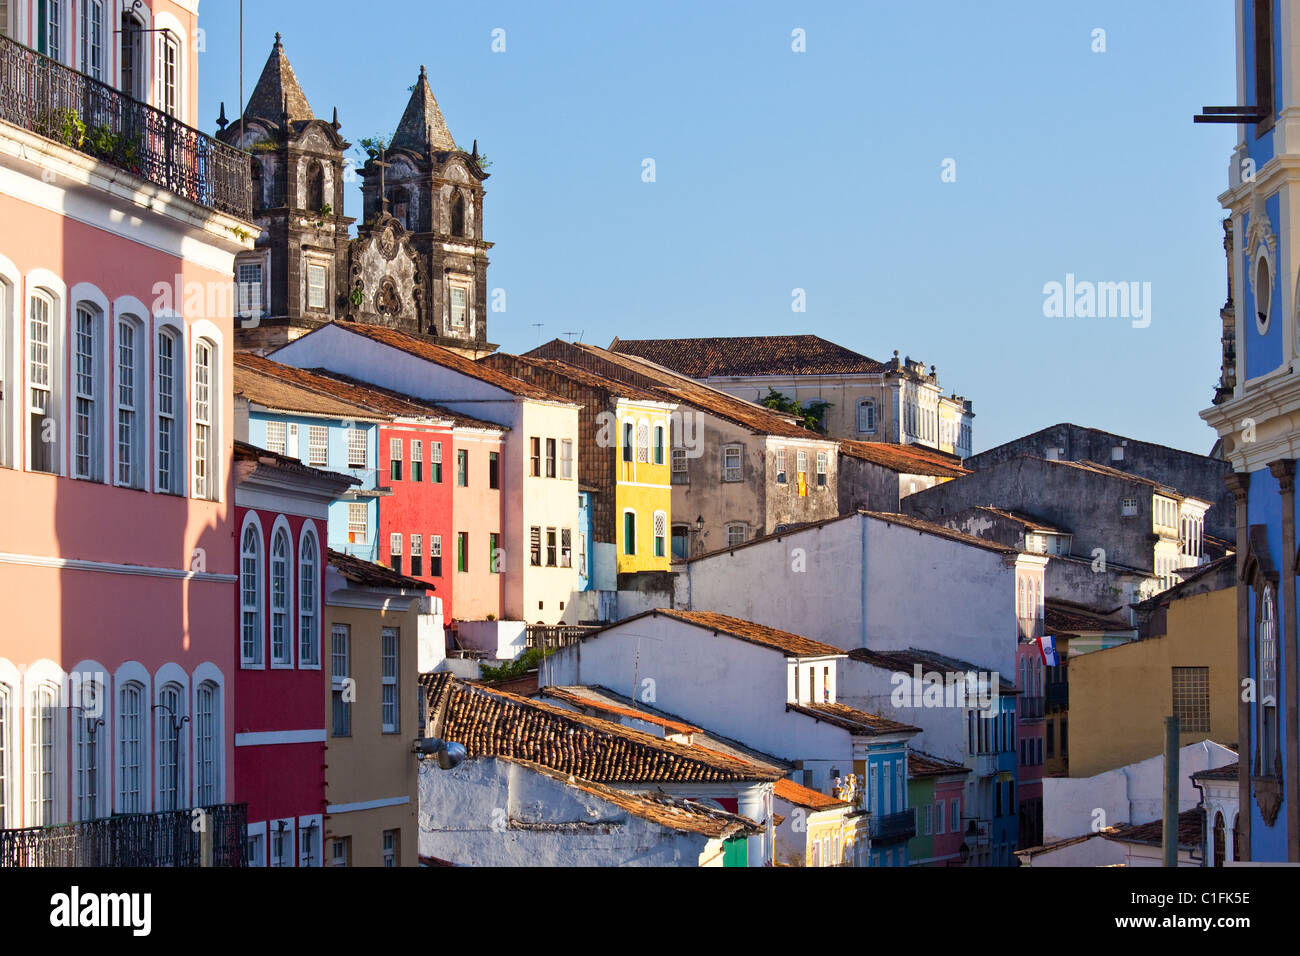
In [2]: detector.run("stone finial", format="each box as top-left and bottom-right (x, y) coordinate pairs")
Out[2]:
(216, 101), (228, 130)
(420, 64), (427, 78)
(275, 32), (283, 47)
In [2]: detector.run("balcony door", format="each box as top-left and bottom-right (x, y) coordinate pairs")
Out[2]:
(120, 12), (144, 100)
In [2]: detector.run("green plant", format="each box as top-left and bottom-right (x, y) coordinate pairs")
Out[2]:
(319, 202), (332, 218)
(761, 388), (831, 433)
(479, 646), (553, 682)
(230, 226), (251, 242)
(37, 107), (86, 148)
(249, 137), (279, 153)
(349, 286), (364, 308)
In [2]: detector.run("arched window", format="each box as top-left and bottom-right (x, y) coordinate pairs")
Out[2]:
(300, 531), (319, 666)
(306, 161), (325, 213)
(1232, 813), (1241, 862)
(28, 681), (59, 825)
(390, 186), (410, 229)
(270, 528), (291, 665)
(117, 681), (145, 812)
(155, 326), (182, 493)
(857, 399), (877, 434)
(1260, 586), (1278, 776)
(1255, 251), (1272, 333)
(116, 315), (145, 488)
(636, 423), (650, 463)
(0, 680), (11, 827)
(1213, 812), (1226, 867)
(28, 290), (60, 474)
(155, 682), (184, 811)
(120, 11), (144, 99)
(73, 677), (107, 821)
(194, 681), (218, 806)
(155, 30), (179, 117)
(241, 523), (263, 666)
(251, 159), (263, 209)
(192, 337), (218, 500)
(450, 191), (466, 237)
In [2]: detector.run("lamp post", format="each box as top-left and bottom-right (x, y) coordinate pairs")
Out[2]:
(151, 702), (189, 811)
(690, 515), (704, 557)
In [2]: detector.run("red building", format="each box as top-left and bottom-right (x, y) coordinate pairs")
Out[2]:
(233, 441), (354, 866)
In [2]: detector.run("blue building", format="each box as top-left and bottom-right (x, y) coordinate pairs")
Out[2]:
(236, 355), (386, 563)
(1200, 0), (1298, 862)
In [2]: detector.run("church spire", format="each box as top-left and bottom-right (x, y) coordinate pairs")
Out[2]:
(391, 65), (457, 153)
(242, 33), (316, 127)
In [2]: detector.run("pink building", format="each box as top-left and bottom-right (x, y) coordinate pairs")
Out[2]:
(0, 3), (253, 859)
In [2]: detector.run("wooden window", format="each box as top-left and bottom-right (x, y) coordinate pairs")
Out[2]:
(195, 682), (218, 805)
(560, 529), (572, 568)
(237, 263), (263, 318)
(300, 533), (319, 665)
(193, 340), (216, 499)
(331, 625), (350, 737)
(530, 527), (541, 566)
(653, 426), (665, 465)
(431, 441), (443, 482)
(381, 629), (399, 733)
(271, 530), (291, 665)
(117, 682), (144, 812)
(559, 441), (572, 479)
(623, 512), (636, 555)
(530, 437), (541, 476)
(489, 451), (500, 488)
(776, 448), (786, 484)
(73, 305), (102, 480)
(308, 425), (328, 467)
(265, 421), (287, 455)
(390, 437), (403, 480)
(671, 447), (688, 484)
(449, 286), (467, 328)
(390, 533), (402, 574)
(410, 440), (423, 481)
(653, 511), (667, 558)
(307, 263), (328, 310)
(28, 292), (57, 474)
(155, 32), (178, 117)
(857, 399), (876, 433)
(241, 524), (263, 666)
(347, 501), (367, 543)
(456, 532), (468, 573)
(430, 535), (442, 576)
(347, 428), (367, 468)
(456, 448), (468, 486)
(80, 0), (105, 78)
(490, 533), (501, 573)
(546, 527), (557, 566)
(723, 445), (742, 482)
(546, 438), (556, 478)
(410, 534), (423, 577)
(156, 329), (179, 492)
(816, 450), (829, 487)
(636, 423), (650, 463)
(116, 317), (144, 487)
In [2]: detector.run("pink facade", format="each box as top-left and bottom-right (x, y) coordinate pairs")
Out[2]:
(932, 776), (967, 865)
(449, 426), (505, 623)
(1016, 641), (1045, 848)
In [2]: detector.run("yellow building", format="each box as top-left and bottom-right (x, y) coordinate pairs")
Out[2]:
(773, 777), (871, 866)
(1067, 560), (1236, 778)
(323, 551), (425, 866)
(614, 398), (674, 573)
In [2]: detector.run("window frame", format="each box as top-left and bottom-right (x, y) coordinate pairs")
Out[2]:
(269, 524), (294, 668)
(191, 336), (220, 501)
(113, 312), (146, 489)
(331, 624), (351, 737)
(380, 628), (400, 734)
(722, 444), (743, 482)
(154, 322), (184, 494)
(298, 525), (320, 668)
(240, 516), (265, 668)
(71, 302), (106, 482)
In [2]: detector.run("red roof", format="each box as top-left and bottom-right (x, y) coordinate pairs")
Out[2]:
(839, 440), (969, 478)
(610, 335), (886, 377)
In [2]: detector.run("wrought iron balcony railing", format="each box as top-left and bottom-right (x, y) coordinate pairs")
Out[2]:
(0, 803), (247, 867)
(0, 34), (252, 219)
(524, 624), (599, 651)
(868, 807), (916, 844)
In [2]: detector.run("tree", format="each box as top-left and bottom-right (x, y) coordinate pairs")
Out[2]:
(760, 388), (831, 433)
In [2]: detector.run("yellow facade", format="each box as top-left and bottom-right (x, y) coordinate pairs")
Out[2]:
(1068, 587), (1236, 778)
(614, 399), (673, 573)
(323, 596), (421, 866)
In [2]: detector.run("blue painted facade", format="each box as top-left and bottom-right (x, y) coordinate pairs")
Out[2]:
(865, 742), (912, 867)
(246, 412), (382, 562)
(993, 696), (1018, 866)
(577, 491), (593, 591)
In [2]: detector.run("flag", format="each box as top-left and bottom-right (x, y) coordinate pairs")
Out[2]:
(1039, 635), (1059, 667)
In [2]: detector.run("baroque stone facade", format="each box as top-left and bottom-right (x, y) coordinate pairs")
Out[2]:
(218, 37), (495, 358)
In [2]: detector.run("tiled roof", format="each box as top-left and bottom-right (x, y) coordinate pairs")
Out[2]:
(773, 778), (850, 811)
(839, 440), (969, 478)
(1134, 555), (1235, 612)
(964, 506), (1070, 534)
(1043, 458), (1185, 496)
(328, 548), (432, 592)
(860, 511), (1020, 556)
(609, 335), (887, 377)
(1044, 599), (1131, 634)
(785, 701), (921, 737)
(908, 749), (971, 778)
(531, 341), (829, 440)
(391, 66), (457, 153)
(306, 324), (569, 403)
(646, 608), (847, 659)
(539, 686), (704, 737)
(1104, 808), (1205, 850)
(242, 34), (315, 126)
(299, 367), (506, 431)
(1191, 760), (1240, 781)
(234, 353), (385, 420)
(424, 677), (783, 784)
(481, 353), (667, 403)
(517, 760), (762, 839)
(234, 439), (359, 488)
(847, 647), (1018, 695)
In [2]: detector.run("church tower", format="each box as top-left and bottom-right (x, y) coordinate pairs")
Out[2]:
(358, 66), (495, 358)
(216, 34), (354, 353)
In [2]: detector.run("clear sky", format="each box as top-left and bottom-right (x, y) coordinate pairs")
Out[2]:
(198, 0), (1237, 456)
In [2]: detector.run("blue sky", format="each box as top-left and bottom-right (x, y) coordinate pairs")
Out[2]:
(198, 1), (1236, 455)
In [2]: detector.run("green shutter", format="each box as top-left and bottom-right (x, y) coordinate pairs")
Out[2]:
(722, 836), (748, 867)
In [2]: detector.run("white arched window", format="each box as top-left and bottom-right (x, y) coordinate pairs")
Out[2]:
(194, 681), (218, 806)
(240, 521), (263, 667)
(192, 337), (219, 500)
(117, 680), (146, 812)
(857, 399), (877, 434)
(72, 675), (108, 821)
(28, 679), (60, 825)
(72, 303), (105, 481)
(299, 529), (319, 667)
(27, 289), (61, 474)
(0, 672), (12, 828)
(155, 682), (184, 811)
(270, 527), (292, 666)
(115, 314), (145, 487)
(155, 324), (182, 494)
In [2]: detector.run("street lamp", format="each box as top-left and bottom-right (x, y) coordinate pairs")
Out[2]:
(414, 737), (467, 770)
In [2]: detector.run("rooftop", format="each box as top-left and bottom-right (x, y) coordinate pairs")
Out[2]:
(908, 749), (972, 778)
(327, 548), (431, 592)
(1191, 760), (1240, 781)
(1104, 808), (1205, 850)
(1044, 599), (1133, 634)
(785, 701), (921, 738)
(961, 506), (1071, 535)
(773, 778), (850, 811)
(631, 608), (848, 659)
(848, 647), (1018, 695)
(609, 334), (887, 378)
(233, 439), (358, 488)
(422, 676), (783, 785)
(839, 440), (969, 478)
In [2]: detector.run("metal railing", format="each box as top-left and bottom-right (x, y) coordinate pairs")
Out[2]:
(524, 624), (599, 652)
(0, 34), (252, 219)
(868, 807), (916, 844)
(0, 803), (247, 867)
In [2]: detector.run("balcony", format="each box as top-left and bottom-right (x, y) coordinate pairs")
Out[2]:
(524, 624), (599, 652)
(962, 818), (991, 848)
(0, 34), (252, 219)
(1019, 696), (1044, 720)
(0, 804), (247, 867)
(1046, 683), (1069, 712)
(868, 808), (916, 844)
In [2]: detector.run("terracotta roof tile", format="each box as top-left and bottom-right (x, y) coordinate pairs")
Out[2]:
(848, 647), (1018, 695)
(481, 353), (667, 403)
(234, 353), (385, 420)
(1104, 808), (1204, 849)
(1191, 761), (1240, 781)
(773, 778), (850, 811)
(646, 608), (847, 659)
(234, 439), (358, 488)
(314, 324), (568, 403)
(328, 548), (432, 592)
(1044, 599), (1131, 634)
(539, 687), (704, 736)
(839, 440), (969, 478)
(423, 677), (783, 784)
(610, 335), (887, 377)
(963, 506), (1070, 535)
(785, 701), (921, 737)
(299, 367), (506, 431)
(907, 749), (971, 778)
(860, 511), (1020, 555)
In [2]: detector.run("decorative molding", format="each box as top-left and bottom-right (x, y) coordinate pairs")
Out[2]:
(0, 550), (234, 582)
